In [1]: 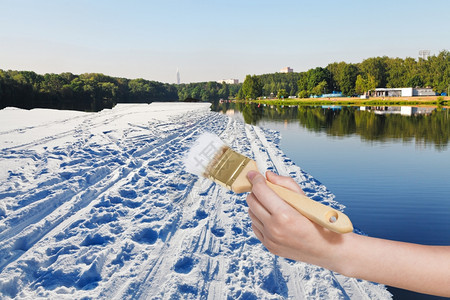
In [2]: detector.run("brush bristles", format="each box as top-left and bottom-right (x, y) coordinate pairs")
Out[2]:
(183, 132), (227, 177)
(203, 145), (229, 178)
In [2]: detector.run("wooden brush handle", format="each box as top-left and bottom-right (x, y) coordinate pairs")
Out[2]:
(231, 160), (353, 233)
(265, 181), (353, 234)
(231, 160), (353, 234)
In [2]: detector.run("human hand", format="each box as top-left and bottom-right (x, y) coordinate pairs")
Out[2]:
(246, 170), (347, 270)
(246, 170), (450, 297)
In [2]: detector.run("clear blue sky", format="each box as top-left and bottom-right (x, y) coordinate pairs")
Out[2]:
(1, 0), (448, 83)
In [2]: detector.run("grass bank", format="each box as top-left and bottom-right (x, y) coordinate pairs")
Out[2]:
(246, 96), (449, 107)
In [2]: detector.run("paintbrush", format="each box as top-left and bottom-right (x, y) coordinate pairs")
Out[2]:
(183, 132), (353, 234)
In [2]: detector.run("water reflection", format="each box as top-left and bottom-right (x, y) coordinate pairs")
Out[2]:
(212, 102), (449, 150)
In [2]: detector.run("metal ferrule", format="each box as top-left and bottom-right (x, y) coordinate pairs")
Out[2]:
(208, 148), (251, 190)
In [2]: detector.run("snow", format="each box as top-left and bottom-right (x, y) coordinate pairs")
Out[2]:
(0, 103), (391, 299)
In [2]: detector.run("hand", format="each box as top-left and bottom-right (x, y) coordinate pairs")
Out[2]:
(246, 170), (450, 297)
(246, 170), (345, 271)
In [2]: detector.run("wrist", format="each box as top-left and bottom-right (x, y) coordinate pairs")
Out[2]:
(328, 232), (361, 277)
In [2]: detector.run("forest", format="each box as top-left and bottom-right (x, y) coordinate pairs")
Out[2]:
(0, 71), (179, 111)
(0, 69), (241, 111)
(239, 50), (450, 99)
(1, 50), (448, 111)
(177, 81), (241, 102)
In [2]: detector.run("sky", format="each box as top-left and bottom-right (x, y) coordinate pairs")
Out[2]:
(0, 0), (449, 84)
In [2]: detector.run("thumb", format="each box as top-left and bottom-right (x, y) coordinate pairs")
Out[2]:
(247, 170), (265, 185)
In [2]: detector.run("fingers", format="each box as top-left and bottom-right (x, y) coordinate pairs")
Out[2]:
(248, 207), (264, 232)
(249, 209), (266, 244)
(247, 199), (266, 243)
(266, 170), (305, 195)
(251, 223), (264, 242)
(247, 170), (288, 214)
(246, 191), (271, 226)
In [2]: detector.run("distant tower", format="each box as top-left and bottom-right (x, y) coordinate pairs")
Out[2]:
(419, 50), (430, 60)
(176, 68), (180, 84)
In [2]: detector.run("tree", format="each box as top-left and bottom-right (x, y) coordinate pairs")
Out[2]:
(338, 64), (358, 96)
(355, 74), (377, 95)
(327, 61), (347, 92)
(386, 57), (407, 88)
(236, 87), (244, 100)
(218, 82), (229, 99)
(355, 75), (366, 95)
(358, 56), (388, 88)
(297, 72), (308, 94)
(277, 89), (289, 99)
(407, 75), (424, 88)
(296, 68), (332, 96)
(428, 50), (450, 94)
(298, 90), (309, 99)
(311, 80), (328, 96)
(241, 75), (262, 99)
(306, 67), (331, 92)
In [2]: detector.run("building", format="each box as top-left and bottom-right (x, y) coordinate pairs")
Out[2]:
(217, 79), (239, 84)
(176, 68), (180, 84)
(370, 87), (436, 97)
(280, 67), (293, 73)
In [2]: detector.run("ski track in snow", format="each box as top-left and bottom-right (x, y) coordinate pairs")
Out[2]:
(0, 103), (391, 299)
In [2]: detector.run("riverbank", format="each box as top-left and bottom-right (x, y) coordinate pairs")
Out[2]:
(245, 96), (449, 107)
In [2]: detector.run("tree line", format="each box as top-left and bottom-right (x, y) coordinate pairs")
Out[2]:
(0, 70), (180, 111)
(239, 50), (450, 99)
(1, 50), (448, 111)
(0, 69), (243, 111)
(177, 81), (241, 102)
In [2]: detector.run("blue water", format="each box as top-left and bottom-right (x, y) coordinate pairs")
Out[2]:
(260, 120), (450, 300)
(217, 105), (450, 300)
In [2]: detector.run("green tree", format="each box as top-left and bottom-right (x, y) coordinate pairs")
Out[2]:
(355, 75), (366, 95)
(311, 81), (328, 96)
(277, 88), (289, 99)
(298, 90), (309, 99)
(218, 82), (229, 99)
(428, 50), (450, 94)
(241, 75), (262, 99)
(355, 74), (376, 95)
(236, 87), (244, 100)
(327, 61), (347, 92)
(306, 67), (331, 92)
(338, 64), (358, 96)
(358, 56), (388, 88)
(407, 75), (424, 88)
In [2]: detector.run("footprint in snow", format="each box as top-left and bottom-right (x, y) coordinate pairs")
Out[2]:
(211, 226), (225, 238)
(119, 189), (137, 199)
(173, 257), (195, 274)
(81, 233), (114, 246)
(132, 227), (158, 244)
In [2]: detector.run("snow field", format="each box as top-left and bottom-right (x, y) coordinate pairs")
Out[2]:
(0, 103), (391, 299)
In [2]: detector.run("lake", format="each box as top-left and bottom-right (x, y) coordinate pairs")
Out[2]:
(213, 103), (450, 300)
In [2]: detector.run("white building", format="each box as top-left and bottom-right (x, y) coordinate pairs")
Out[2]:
(280, 67), (293, 73)
(217, 79), (239, 84)
(371, 87), (436, 97)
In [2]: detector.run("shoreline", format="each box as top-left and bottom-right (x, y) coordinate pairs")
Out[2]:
(241, 96), (450, 107)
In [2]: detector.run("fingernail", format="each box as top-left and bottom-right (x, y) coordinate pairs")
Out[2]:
(247, 170), (258, 181)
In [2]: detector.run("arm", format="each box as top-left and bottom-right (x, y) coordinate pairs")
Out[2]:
(246, 170), (450, 297)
